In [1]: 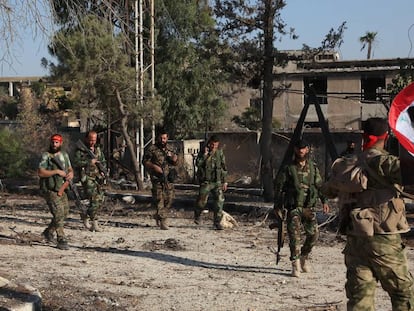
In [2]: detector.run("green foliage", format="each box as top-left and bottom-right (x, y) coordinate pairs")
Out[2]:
(31, 81), (47, 98)
(387, 62), (414, 98)
(0, 128), (27, 177)
(232, 106), (262, 130)
(156, 1), (227, 138)
(0, 98), (18, 119)
(47, 14), (135, 127)
(232, 106), (281, 130)
(57, 95), (75, 110)
(302, 22), (347, 60)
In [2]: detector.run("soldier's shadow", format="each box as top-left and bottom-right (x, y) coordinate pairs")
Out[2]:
(80, 245), (290, 276)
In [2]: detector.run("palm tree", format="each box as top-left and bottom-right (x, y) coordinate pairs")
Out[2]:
(359, 31), (378, 59)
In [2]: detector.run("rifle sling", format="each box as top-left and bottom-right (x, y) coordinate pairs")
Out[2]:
(362, 159), (414, 200)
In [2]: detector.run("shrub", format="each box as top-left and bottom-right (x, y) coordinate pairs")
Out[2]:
(0, 128), (28, 177)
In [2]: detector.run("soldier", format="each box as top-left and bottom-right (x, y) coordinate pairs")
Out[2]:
(340, 139), (357, 157)
(38, 134), (73, 250)
(194, 135), (228, 230)
(142, 129), (178, 230)
(274, 139), (330, 277)
(342, 117), (414, 310)
(73, 131), (107, 232)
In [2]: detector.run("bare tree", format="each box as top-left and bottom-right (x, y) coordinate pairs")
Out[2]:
(0, 0), (57, 73)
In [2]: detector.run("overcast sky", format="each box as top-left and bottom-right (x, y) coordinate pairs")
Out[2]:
(1, 0), (414, 77)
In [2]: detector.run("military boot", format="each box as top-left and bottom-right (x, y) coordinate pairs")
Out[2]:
(194, 211), (201, 225)
(160, 219), (169, 230)
(81, 213), (91, 230)
(90, 220), (102, 232)
(83, 218), (91, 230)
(214, 221), (224, 230)
(154, 214), (161, 227)
(291, 259), (301, 278)
(42, 228), (55, 243)
(300, 256), (311, 273)
(56, 238), (69, 250)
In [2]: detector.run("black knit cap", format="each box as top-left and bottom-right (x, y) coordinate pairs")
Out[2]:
(362, 117), (388, 136)
(294, 139), (310, 148)
(208, 135), (220, 143)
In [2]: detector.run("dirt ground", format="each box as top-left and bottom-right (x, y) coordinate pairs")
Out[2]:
(1, 185), (414, 311)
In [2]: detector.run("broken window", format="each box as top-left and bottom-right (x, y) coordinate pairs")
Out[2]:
(304, 76), (327, 105)
(361, 76), (385, 102)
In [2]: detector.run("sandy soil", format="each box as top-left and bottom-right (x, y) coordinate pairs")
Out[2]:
(1, 189), (414, 311)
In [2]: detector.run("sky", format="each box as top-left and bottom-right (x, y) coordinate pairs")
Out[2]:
(279, 0), (414, 60)
(1, 0), (414, 77)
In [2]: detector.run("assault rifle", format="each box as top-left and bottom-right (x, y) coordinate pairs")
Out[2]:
(159, 148), (178, 188)
(269, 192), (287, 265)
(51, 156), (88, 214)
(75, 139), (109, 180)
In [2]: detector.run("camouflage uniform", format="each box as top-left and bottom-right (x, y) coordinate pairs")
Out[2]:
(73, 145), (106, 222)
(274, 160), (327, 261)
(195, 148), (227, 226)
(142, 143), (176, 222)
(343, 147), (414, 311)
(39, 151), (72, 244)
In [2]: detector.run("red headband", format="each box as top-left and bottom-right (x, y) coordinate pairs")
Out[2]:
(362, 133), (388, 150)
(50, 134), (63, 143)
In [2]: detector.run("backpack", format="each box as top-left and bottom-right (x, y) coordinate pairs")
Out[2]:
(322, 154), (368, 197)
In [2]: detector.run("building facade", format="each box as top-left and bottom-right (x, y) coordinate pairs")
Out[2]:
(227, 51), (414, 132)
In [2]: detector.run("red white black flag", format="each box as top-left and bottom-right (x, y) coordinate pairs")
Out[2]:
(388, 82), (414, 156)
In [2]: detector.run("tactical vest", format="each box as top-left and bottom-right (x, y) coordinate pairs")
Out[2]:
(348, 149), (410, 236)
(284, 161), (319, 208)
(39, 153), (66, 192)
(76, 146), (105, 182)
(143, 144), (175, 183)
(197, 149), (226, 184)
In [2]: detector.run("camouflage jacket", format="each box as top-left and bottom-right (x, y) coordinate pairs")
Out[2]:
(142, 143), (176, 184)
(356, 147), (402, 207)
(196, 149), (227, 184)
(38, 151), (72, 192)
(73, 145), (106, 182)
(347, 147), (410, 235)
(274, 159), (327, 209)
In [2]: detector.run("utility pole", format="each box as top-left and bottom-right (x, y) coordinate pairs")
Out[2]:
(135, 0), (155, 179)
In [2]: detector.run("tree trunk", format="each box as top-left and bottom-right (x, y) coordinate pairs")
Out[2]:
(116, 89), (144, 190)
(260, 0), (275, 202)
(367, 43), (372, 59)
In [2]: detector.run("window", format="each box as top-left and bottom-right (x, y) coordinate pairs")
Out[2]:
(304, 76), (327, 105)
(361, 76), (385, 102)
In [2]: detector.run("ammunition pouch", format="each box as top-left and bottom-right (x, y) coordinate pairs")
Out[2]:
(373, 198), (410, 233)
(349, 208), (374, 237)
(348, 198), (410, 236)
(39, 175), (63, 193)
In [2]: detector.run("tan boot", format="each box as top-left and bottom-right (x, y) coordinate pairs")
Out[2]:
(90, 220), (102, 232)
(291, 259), (301, 278)
(300, 256), (311, 273)
(81, 213), (91, 230)
(160, 219), (169, 230)
(83, 218), (91, 230)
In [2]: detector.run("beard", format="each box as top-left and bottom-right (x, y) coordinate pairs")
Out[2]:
(157, 141), (167, 149)
(49, 145), (61, 154)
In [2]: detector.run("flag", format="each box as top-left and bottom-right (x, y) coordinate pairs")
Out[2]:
(388, 82), (414, 156)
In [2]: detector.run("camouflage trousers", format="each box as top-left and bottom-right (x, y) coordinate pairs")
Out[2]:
(344, 234), (414, 311)
(151, 182), (175, 220)
(195, 182), (225, 224)
(82, 178), (105, 221)
(43, 190), (70, 241)
(287, 206), (319, 261)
